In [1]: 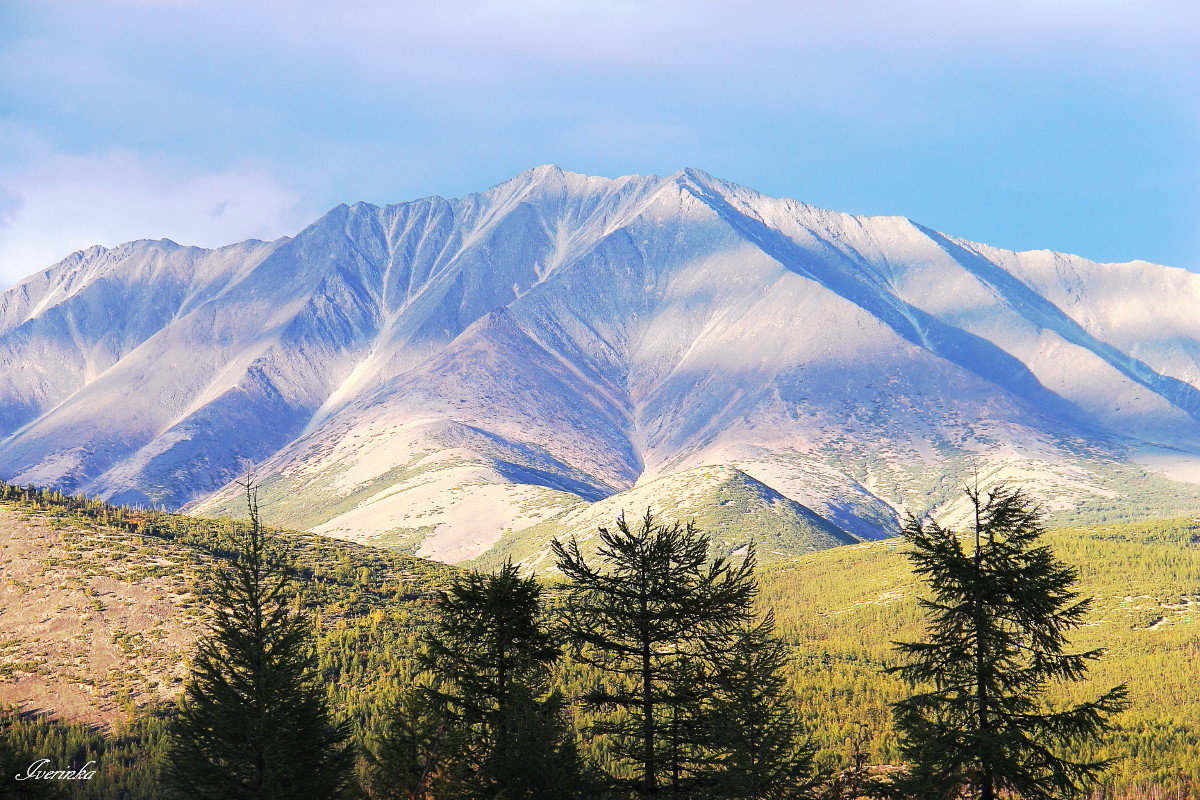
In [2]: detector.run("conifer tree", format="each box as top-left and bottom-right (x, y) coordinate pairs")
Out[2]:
(888, 484), (1129, 800)
(418, 560), (581, 800)
(0, 725), (63, 800)
(363, 679), (446, 800)
(705, 612), (818, 800)
(460, 685), (586, 800)
(552, 510), (756, 798)
(165, 482), (353, 800)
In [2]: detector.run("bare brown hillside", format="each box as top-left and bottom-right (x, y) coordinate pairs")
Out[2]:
(0, 505), (204, 725)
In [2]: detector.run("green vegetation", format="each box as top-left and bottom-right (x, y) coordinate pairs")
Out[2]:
(362, 674), (445, 800)
(553, 511), (770, 796)
(413, 561), (581, 799)
(386, 511), (819, 799)
(472, 466), (857, 573)
(705, 612), (818, 800)
(888, 486), (1128, 799)
(165, 483), (355, 799)
(1046, 456), (1200, 527)
(759, 517), (1200, 799)
(2, 482), (1198, 798)
(1, 708), (167, 800)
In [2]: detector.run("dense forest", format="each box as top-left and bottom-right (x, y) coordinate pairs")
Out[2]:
(0, 481), (1197, 799)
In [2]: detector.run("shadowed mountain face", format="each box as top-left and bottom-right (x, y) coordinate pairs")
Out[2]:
(5, 165), (1200, 567)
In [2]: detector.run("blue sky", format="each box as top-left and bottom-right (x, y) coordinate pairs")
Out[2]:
(1, 0), (1197, 285)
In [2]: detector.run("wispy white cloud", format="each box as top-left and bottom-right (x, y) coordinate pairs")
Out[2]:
(1, 0), (1196, 275)
(162, 0), (1197, 80)
(0, 128), (315, 286)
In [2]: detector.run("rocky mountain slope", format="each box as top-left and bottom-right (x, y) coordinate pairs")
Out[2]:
(0, 503), (201, 724)
(4, 166), (1200, 565)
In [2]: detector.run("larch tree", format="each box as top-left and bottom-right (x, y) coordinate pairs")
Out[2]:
(363, 676), (447, 800)
(705, 612), (819, 800)
(888, 484), (1129, 800)
(552, 510), (757, 798)
(417, 560), (582, 800)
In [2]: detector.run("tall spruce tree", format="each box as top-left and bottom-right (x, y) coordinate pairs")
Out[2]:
(417, 560), (582, 800)
(363, 677), (447, 800)
(705, 612), (818, 800)
(165, 483), (353, 800)
(888, 484), (1129, 800)
(552, 510), (756, 798)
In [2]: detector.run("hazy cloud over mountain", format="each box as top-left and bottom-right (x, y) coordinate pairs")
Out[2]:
(2, 0), (1197, 286)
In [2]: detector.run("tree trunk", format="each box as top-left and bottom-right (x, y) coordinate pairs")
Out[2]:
(974, 495), (994, 800)
(641, 596), (656, 796)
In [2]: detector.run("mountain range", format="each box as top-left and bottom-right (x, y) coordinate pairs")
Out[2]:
(4, 165), (1200, 567)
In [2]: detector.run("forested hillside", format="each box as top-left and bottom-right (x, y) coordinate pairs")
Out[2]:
(762, 519), (1200, 798)
(0, 484), (455, 798)
(1, 485), (1197, 798)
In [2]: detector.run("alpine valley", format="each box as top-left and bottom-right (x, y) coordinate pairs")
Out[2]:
(4, 166), (1200, 568)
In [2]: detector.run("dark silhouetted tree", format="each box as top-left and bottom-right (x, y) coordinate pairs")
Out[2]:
(418, 560), (582, 800)
(165, 482), (353, 800)
(706, 612), (818, 800)
(363, 676), (446, 800)
(552, 510), (756, 798)
(888, 484), (1129, 800)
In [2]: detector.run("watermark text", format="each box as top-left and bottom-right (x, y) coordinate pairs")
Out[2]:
(14, 758), (97, 781)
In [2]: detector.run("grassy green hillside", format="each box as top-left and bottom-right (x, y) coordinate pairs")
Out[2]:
(761, 518), (1200, 798)
(471, 465), (859, 572)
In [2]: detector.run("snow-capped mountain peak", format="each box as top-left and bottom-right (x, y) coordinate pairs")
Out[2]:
(4, 167), (1200, 568)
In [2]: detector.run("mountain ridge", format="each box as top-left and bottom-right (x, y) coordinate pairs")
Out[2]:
(5, 165), (1200, 567)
